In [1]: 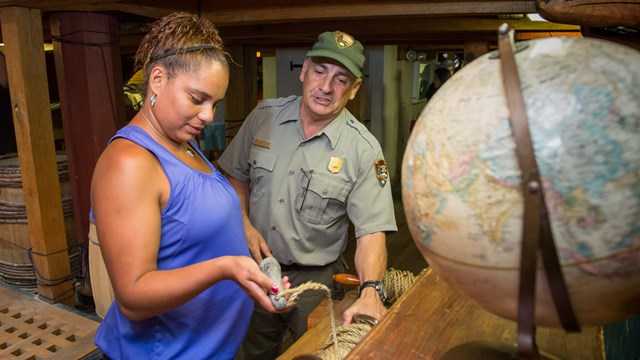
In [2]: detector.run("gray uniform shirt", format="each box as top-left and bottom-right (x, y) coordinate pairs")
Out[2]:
(218, 96), (397, 266)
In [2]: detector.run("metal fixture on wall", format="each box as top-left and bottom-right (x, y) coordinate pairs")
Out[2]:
(405, 50), (429, 62)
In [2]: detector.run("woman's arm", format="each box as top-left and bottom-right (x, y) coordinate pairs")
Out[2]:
(91, 139), (284, 321)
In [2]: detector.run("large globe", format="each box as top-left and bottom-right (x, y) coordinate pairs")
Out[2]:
(402, 36), (640, 327)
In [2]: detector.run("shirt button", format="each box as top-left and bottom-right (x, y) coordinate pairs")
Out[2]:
(271, 226), (277, 231)
(279, 198), (284, 203)
(323, 189), (328, 195)
(289, 170), (294, 175)
(253, 160), (257, 165)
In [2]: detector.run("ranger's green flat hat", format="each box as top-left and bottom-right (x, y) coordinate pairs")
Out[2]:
(306, 31), (365, 78)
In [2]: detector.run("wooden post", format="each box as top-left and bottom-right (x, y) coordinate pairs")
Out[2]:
(49, 11), (127, 304)
(463, 40), (490, 66)
(225, 45), (258, 139)
(0, 6), (74, 305)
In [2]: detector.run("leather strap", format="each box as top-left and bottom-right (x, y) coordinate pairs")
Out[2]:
(497, 24), (580, 359)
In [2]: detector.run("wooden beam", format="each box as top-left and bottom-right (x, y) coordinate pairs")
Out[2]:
(0, 0), (198, 19)
(0, 0), (115, 7)
(102, 0), (200, 20)
(0, 6), (74, 305)
(536, 0), (640, 28)
(217, 16), (579, 47)
(0, 1), (581, 48)
(203, 1), (538, 26)
(2, 0), (536, 20)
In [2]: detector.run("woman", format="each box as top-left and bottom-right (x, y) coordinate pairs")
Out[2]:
(90, 12), (289, 359)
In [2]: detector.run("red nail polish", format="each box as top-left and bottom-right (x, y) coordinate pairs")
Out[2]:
(271, 286), (279, 294)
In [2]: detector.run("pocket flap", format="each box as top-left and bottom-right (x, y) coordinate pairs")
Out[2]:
(249, 147), (277, 171)
(307, 173), (349, 202)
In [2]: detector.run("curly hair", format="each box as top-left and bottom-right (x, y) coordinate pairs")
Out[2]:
(134, 12), (229, 96)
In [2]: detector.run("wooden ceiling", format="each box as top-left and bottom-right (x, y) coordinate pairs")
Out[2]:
(0, 0), (588, 52)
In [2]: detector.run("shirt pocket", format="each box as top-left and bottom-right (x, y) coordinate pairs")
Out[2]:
(295, 172), (350, 225)
(248, 147), (277, 200)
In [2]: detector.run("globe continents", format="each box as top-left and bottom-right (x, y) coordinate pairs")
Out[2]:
(402, 36), (640, 327)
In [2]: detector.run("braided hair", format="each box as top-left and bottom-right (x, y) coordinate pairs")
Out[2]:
(134, 12), (229, 96)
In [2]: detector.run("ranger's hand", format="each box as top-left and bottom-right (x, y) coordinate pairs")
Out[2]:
(342, 288), (387, 325)
(243, 220), (271, 263)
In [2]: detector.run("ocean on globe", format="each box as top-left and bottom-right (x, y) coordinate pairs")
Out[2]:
(402, 36), (640, 327)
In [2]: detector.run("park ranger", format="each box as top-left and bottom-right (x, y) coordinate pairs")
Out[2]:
(219, 30), (397, 360)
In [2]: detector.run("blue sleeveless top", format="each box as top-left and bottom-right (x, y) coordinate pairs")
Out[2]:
(94, 125), (253, 359)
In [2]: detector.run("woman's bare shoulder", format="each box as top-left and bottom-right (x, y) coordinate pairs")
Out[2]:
(91, 138), (165, 203)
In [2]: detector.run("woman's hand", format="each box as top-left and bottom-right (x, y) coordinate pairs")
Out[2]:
(226, 256), (292, 312)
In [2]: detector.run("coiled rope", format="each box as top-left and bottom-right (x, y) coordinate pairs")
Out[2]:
(277, 268), (423, 359)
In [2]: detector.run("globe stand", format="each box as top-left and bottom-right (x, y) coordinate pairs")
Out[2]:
(441, 24), (581, 360)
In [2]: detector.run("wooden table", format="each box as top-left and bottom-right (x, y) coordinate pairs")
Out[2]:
(279, 291), (358, 359)
(280, 269), (604, 359)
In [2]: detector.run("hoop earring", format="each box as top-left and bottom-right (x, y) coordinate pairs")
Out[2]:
(150, 93), (157, 107)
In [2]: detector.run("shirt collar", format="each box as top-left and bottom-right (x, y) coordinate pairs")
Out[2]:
(277, 96), (347, 149)
(276, 97), (302, 125)
(320, 110), (347, 150)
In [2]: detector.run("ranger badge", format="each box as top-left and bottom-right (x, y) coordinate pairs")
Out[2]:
(328, 156), (343, 174)
(374, 159), (389, 187)
(335, 32), (355, 48)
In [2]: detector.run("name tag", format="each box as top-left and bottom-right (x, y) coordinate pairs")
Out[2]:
(253, 139), (272, 149)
